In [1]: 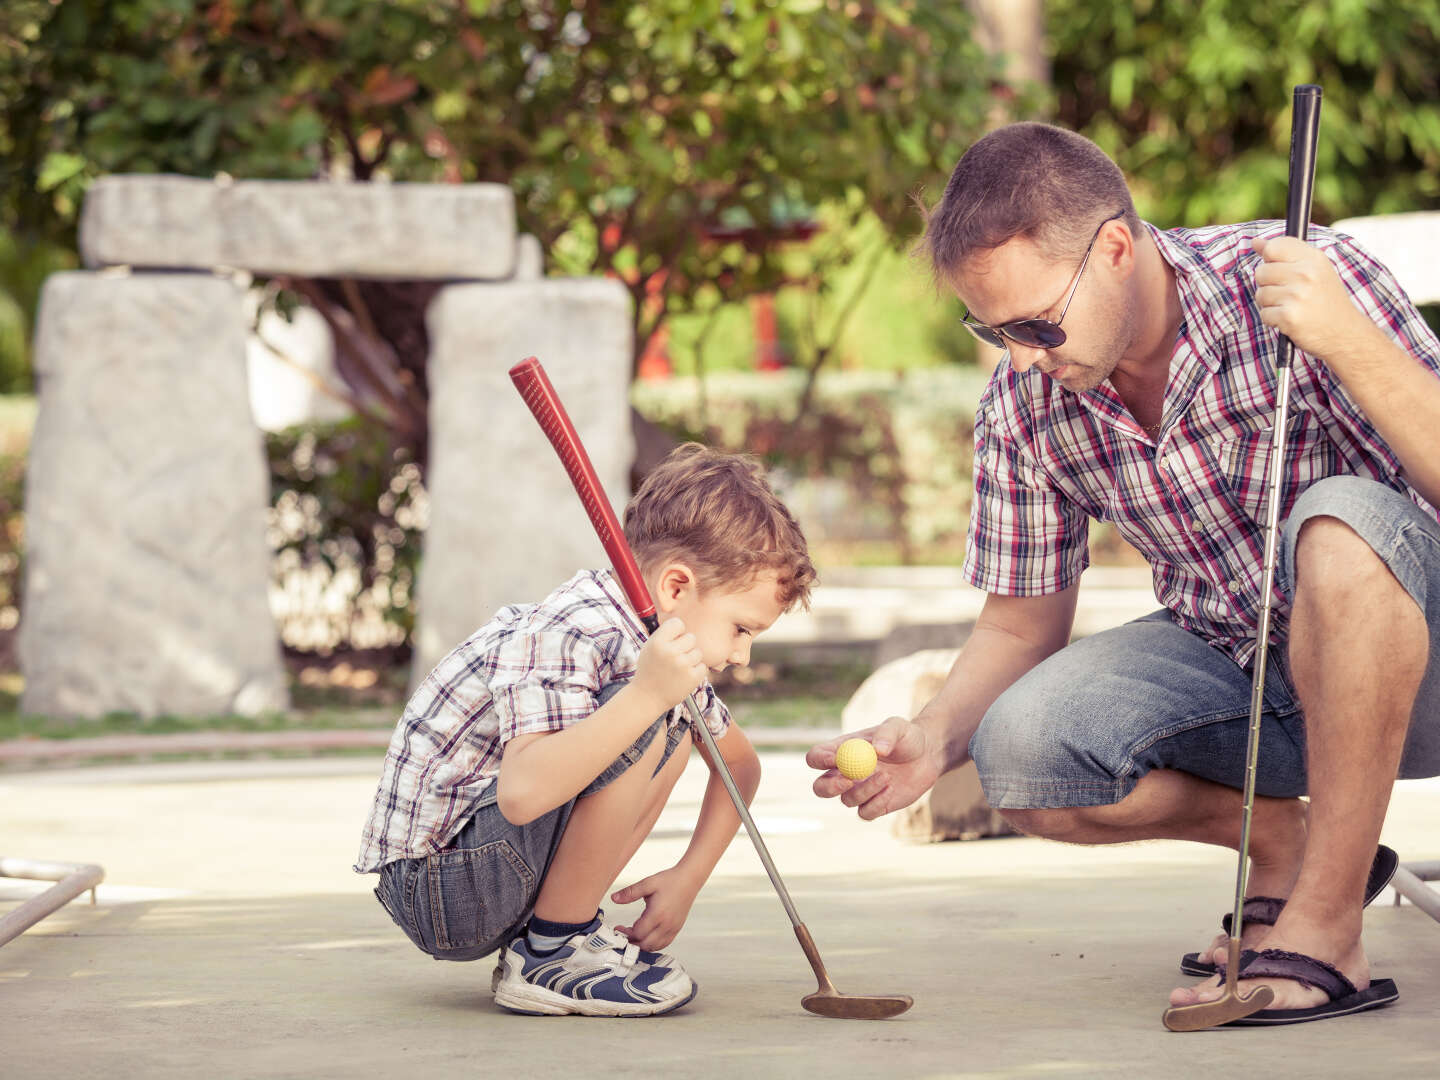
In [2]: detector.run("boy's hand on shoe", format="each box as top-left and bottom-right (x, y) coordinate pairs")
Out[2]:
(610, 867), (700, 951)
(634, 617), (708, 712)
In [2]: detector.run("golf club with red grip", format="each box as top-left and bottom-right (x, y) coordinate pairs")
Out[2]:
(1163, 83), (1323, 1032)
(510, 355), (913, 1020)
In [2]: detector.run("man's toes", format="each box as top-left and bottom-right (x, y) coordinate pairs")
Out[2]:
(1168, 978), (1224, 1007)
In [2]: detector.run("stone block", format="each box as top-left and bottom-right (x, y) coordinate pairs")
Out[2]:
(514, 234), (544, 280)
(79, 175), (516, 280)
(842, 648), (1015, 842)
(414, 278), (633, 680)
(20, 271), (289, 719)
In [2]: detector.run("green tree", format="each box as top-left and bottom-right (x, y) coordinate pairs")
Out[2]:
(2, 0), (1004, 460)
(1045, 0), (1440, 226)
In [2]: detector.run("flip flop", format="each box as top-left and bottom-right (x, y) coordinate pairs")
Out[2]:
(1221, 948), (1399, 1026)
(1179, 843), (1398, 977)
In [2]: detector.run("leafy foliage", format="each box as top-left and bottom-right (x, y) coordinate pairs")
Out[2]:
(266, 420), (426, 654)
(1046, 0), (1440, 225)
(2, 0), (1004, 391)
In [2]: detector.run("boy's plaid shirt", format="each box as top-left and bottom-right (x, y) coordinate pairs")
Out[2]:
(355, 569), (730, 872)
(963, 220), (1440, 669)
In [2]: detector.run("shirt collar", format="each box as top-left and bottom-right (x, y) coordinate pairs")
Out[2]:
(1146, 222), (1247, 350)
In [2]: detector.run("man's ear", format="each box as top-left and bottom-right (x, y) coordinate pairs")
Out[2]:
(1102, 218), (1136, 278)
(654, 563), (699, 611)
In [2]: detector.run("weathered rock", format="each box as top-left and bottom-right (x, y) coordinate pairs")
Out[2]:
(842, 648), (1015, 842)
(514, 234), (544, 281)
(79, 176), (516, 280)
(20, 271), (289, 719)
(414, 278), (633, 681)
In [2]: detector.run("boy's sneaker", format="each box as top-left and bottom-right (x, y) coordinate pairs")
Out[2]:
(491, 923), (697, 1017)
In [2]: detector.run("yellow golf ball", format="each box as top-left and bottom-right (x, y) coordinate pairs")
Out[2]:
(835, 738), (878, 781)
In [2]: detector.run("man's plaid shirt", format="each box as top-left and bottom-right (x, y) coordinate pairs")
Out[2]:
(963, 220), (1440, 669)
(355, 569), (730, 872)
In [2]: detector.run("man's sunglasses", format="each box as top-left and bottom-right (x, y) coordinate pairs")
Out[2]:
(960, 212), (1125, 351)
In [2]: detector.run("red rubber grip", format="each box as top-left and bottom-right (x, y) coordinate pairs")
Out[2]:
(508, 357), (657, 625)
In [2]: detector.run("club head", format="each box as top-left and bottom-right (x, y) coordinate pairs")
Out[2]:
(1162, 937), (1273, 1031)
(1162, 984), (1274, 1031)
(801, 990), (914, 1020)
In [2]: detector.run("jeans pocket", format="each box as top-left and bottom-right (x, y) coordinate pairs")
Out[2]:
(426, 840), (537, 953)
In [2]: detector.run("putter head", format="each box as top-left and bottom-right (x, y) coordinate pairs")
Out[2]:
(802, 990), (914, 1020)
(1161, 937), (1274, 1031)
(1162, 985), (1274, 1032)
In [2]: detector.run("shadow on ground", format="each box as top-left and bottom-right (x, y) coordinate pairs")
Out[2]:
(4, 863), (1439, 1080)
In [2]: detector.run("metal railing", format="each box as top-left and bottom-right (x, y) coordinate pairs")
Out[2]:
(0, 857), (105, 947)
(1391, 860), (1440, 922)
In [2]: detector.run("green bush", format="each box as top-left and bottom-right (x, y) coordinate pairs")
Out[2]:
(632, 368), (992, 563)
(266, 419), (426, 656)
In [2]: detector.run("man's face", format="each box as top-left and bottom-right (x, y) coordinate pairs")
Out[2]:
(950, 227), (1135, 393)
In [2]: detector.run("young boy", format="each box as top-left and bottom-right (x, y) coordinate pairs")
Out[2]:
(355, 443), (815, 1016)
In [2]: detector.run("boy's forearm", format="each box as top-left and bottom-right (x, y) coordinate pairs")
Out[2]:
(497, 683), (671, 824)
(672, 754), (760, 887)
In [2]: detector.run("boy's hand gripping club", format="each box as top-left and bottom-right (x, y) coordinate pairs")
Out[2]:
(511, 356), (913, 1020)
(1162, 83), (1323, 1033)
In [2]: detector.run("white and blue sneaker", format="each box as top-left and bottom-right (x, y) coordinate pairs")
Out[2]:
(491, 921), (697, 1017)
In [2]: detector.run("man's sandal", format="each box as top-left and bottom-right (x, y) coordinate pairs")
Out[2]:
(1219, 948), (1399, 1025)
(1178, 843), (1399, 977)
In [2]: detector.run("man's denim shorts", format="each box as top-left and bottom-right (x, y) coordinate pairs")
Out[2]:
(970, 475), (1440, 809)
(374, 683), (688, 961)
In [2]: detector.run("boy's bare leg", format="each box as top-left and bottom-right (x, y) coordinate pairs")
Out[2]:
(1170, 516), (1424, 1008)
(613, 732), (692, 874)
(532, 730), (682, 924)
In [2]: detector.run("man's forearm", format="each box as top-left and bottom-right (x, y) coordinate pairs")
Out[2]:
(914, 596), (1076, 774)
(1322, 321), (1440, 507)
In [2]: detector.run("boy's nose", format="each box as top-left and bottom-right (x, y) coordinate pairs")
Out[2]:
(729, 639), (752, 667)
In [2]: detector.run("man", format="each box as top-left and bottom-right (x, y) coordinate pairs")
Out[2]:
(809, 122), (1440, 1024)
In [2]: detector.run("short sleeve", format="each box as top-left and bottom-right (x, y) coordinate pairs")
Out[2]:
(1306, 234), (1440, 483)
(962, 401), (1090, 595)
(487, 626), (606, 743)
(687, 682), (731, 739)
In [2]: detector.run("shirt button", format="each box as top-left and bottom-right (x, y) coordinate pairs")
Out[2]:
(1190, 519), (1205, 533)
(1227, 580), (1241, 592)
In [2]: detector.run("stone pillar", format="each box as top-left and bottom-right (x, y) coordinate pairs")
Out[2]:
(20, 271), (289, 719)
(415, 278), (634, 681)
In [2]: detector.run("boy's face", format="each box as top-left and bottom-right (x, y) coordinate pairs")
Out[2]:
(656, 567), (787, 673)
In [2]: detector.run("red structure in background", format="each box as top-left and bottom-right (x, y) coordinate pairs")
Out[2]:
(634, 219), (822, 379)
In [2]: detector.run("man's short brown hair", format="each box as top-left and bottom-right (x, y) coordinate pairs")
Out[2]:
(922, 121), (1141, 283)
(624, 443), (815, 611)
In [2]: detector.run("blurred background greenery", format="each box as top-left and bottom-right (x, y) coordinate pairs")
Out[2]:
(0, 0), (1437, 717)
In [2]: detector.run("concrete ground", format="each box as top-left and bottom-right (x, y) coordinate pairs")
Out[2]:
(3, 751), (1439, 1079)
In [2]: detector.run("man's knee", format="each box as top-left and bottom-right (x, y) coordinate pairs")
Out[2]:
(1293, 515), (1392, 600)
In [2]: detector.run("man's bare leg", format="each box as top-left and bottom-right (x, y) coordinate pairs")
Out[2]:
(531, 730), (674, 924)
(1005, 770), (1308, 958)
(1170, 517), (1424, 1009)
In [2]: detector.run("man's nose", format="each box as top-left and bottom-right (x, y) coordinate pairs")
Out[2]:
(1007, 344), (1047, 374)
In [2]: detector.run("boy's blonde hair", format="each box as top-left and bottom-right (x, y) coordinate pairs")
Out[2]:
(624, 443), (815, 611)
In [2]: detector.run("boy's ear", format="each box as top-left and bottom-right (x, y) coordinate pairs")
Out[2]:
(654, 563), (699, 610)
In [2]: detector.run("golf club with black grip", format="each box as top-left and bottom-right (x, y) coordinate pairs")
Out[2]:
(1163, 82), (1323, 1032)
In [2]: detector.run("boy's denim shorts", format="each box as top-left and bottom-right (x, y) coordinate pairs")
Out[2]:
(374, 682), (688, 961)
(970, 475), (1440, 809)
